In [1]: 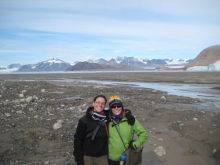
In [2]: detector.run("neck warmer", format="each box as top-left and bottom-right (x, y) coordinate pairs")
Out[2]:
(90, 109), (107, 122)
(111, 112), (122, 120)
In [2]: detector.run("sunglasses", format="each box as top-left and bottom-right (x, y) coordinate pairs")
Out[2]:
(112, 105), (122, 109)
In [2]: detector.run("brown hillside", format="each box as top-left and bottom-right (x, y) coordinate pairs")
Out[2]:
(185, 45), (220, 68)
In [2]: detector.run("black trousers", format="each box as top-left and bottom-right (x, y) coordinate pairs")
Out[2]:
(108, 159), (120, 165)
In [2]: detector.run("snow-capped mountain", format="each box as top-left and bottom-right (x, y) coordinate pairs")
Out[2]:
(91, 56), (192, 66)
(94, 58), (108, 64)
(4, 57), (193, 73)
(17, 58), (71, 72)
(0, 64), (20, 73)
(7, 63), (21, 69)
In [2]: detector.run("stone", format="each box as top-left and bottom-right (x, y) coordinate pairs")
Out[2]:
(154, 146), (166, 156)
(19, 94), (24, 98)
(193, 117), (198, 121)
(41, 89), (46, 92)
(161, 96), (166, 100)
(26, 96), (33, 103)
(5, 113), (11, 117)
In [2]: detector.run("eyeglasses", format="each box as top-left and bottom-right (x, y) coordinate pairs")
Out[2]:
(112, 105), (122, 109)
(95, 101), (106, 106)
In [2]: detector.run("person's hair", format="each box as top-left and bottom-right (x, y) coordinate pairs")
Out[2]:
(93, 95), (107, 104)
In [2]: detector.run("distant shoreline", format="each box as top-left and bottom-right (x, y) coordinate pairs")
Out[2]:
(1, 71), (220, 84)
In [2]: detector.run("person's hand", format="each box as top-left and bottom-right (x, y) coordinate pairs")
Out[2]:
(128, 140), (136, 149)
(77, 161), (85, 165)
(125, 109), (135, 125)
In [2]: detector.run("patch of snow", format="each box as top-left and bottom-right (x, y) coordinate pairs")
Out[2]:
(187, 60), (220, 71)
(47, 59), (62, 64)
(165, 58), (189, 65)
(166, 65), (185, 68)
(208, 61), (220, 70)
(0, 66), (7, 70)
(0, 68), (19, 73)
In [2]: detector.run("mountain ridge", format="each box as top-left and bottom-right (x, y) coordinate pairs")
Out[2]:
(6, 57), (192, 72)
(17, 58), (71, 72)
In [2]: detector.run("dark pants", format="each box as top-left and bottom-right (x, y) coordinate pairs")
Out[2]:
(108, 159), (119, 165)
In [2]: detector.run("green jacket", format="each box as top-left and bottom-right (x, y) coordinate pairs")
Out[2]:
(108, 118), (148, 161)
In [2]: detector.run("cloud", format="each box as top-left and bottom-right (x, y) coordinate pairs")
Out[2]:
(0, 0), (220, 65)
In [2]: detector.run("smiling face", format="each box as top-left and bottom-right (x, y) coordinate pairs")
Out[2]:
(111, 105), (122, 115)
(92, 97), (106, 113)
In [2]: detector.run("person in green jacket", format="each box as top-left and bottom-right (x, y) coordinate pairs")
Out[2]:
(108, 96), (148, 165)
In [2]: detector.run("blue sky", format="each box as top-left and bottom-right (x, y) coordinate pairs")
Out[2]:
(0, 0), (220, 66)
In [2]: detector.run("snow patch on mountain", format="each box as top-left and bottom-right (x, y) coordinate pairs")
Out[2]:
(164, 59), (191, 65)
(187, 61), (220, 71)
(18, 58), (71, 72)
(0, 68), (20, 73)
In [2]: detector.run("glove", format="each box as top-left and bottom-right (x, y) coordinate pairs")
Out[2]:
(125, 109), (135, 125)
(77, 161), (85, 165)
(128, 140), (136, 149)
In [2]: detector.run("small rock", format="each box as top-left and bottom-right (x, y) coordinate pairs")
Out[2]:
(20, 99), (26, 102)
(57, 120), (63, 124)
(22, 90), (27, 94)
(26, 96), (33, 103)
(5, 113), (11, 117)
(193, 117), (198, 121)
(53, 123), (62, 130)
(213, 149), (217, 154)
(158, 138), (163, 141)
(19, 94), (24, 98)
(161, 96), (166, 100)
(154, 146), (166, 156)
(14, 99), (20, 104)
(34, 115), (39, 119)
(41, 89), (46, 92)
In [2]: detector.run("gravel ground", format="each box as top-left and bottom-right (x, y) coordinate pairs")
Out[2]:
(0, 72), (220, 165)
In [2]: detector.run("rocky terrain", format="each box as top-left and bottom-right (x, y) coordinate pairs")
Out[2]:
(0, 72), (220, 165)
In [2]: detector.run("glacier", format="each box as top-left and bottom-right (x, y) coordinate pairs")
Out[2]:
(187, 61), (220, 71)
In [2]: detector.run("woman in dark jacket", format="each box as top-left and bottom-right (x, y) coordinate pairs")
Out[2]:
(73, 95), (134, 165)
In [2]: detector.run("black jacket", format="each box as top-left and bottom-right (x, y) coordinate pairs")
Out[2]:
(73, 107), (109, 163)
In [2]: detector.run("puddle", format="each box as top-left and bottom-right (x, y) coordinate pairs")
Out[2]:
(59, 96), (83, 101)
(50, 91), (65, 94)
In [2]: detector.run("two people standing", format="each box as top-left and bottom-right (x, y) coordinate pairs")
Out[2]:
(74, 95), (147, 165)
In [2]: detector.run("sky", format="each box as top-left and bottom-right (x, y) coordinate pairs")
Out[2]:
(0, 0), (220, 66)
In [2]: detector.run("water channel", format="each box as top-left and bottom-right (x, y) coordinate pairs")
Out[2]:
(52, 79), (220, 110)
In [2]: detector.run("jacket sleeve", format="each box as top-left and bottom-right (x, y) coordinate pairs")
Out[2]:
(73, 117), (87, 163)
(132, 119), (148, 148)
